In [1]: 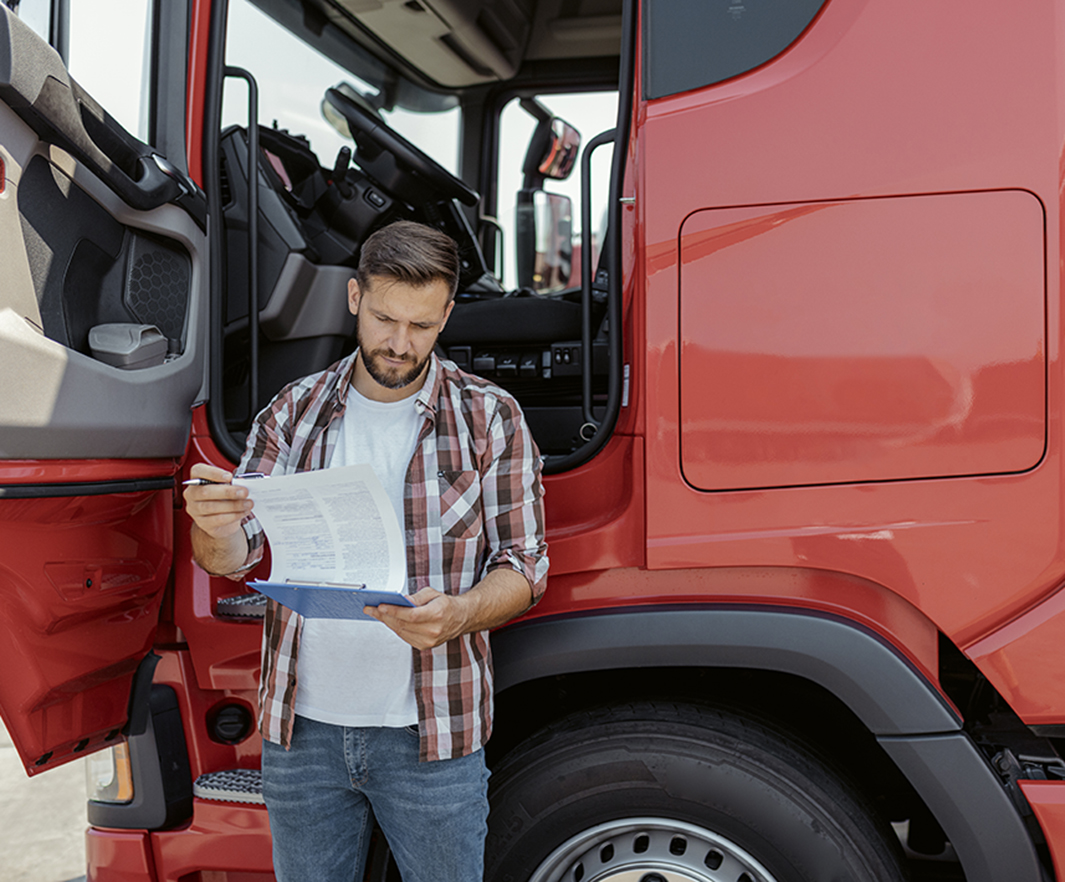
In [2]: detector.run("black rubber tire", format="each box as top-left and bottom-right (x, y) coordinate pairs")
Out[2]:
(485, 701), (909, 882)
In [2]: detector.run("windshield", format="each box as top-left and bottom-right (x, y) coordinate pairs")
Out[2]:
(223, 0), (460, 173)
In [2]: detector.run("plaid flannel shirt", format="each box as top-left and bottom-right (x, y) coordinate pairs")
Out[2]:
(237, 351), (548, 761)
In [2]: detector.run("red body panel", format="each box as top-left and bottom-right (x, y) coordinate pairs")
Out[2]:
(151, 802), (275, 882)
(540, 435), (645, 575)
(0, 485), (173, 774)
(1021, 781), (1065, 879)
(0, 460), (178, 484)
(175, 412), (263, 694)
(967, 597), (1065, 725)
(185, 0), (212, 188)
(679, 191), (1046, 490)
(86, 829), (155, 882)
(639, 0), (1065, 722)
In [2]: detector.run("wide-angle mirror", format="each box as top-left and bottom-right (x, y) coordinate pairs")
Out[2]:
(516, 190), (574, 293)
(537, 118), (581, 181)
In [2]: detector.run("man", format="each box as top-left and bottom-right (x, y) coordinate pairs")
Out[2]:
(183, 220), (548, 882)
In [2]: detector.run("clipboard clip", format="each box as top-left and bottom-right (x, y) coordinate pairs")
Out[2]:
(283, 579), (367, 590)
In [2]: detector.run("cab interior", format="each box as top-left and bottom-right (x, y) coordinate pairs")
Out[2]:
(208, 0), (630, 472)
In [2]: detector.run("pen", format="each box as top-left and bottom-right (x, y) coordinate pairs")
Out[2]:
(182, 472), (266, 486)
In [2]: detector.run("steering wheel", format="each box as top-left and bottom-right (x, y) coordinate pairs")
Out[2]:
(324, 88), (479, 207)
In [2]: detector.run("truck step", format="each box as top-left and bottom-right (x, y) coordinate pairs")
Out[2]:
(193, 768), (264, 804)
(216, 592), (267, 618)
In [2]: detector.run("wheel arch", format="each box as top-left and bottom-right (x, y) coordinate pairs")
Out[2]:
(491, 606), (1047, 882)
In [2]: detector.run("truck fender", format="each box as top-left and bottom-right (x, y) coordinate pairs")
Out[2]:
(492, 607), (1045, 882)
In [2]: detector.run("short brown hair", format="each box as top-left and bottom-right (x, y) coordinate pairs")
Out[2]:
(356, 221), (460, 300)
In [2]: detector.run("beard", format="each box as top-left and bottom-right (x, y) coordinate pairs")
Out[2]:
(357, 338), (431, 390)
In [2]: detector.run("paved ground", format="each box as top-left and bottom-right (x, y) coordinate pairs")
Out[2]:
(0, 720), (87, 882)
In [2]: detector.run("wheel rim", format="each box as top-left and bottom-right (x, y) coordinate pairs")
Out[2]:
(527, 817), (781, 882)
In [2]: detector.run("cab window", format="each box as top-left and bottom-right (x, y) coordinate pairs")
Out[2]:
(6, 0), (50, 43)
(496, 91), (618, 291)
(10, 0), (155, 143)
(223, 0), (460, 174)
(643, 0), (826, 98)
(67, 0), (154, 142)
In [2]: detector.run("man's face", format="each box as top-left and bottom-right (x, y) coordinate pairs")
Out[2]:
(348, 274), (454, 400)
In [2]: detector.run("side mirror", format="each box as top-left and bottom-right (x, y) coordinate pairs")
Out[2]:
(321, 82), (381, 139)
(537, 119), (581, 181)
(520, 99), (582, 188)
(516, 191), (574, 294)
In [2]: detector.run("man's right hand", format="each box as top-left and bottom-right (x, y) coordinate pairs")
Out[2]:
(183, 463), (253, 539)
(184, 463), (255, 577)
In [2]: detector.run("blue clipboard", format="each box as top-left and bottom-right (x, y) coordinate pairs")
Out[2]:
(249, 580), (414, 620)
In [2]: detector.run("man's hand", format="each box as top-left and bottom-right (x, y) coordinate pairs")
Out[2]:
(183, 463), (252, 538)
(184, 463), (254, 577)
(365, 568), (533, 649)
(365, 587), (469, 650)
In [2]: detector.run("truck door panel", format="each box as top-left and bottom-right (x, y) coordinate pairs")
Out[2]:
(0, 6), (206, 775)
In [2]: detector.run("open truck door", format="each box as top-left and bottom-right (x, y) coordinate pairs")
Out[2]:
(0, 5), (206, 776)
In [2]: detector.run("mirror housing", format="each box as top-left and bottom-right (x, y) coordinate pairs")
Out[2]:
(516, 190), (574, 294)
(537, 119), (581, 181)
(321, 83), (381, 140)
(520, 99), (581, 188)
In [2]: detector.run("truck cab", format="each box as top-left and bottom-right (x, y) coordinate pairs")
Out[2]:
(2, 1), (1065, 880)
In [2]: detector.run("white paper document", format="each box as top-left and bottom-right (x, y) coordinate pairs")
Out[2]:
(234, 465), (406, 594)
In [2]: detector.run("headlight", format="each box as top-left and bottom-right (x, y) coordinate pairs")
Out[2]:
(86, 743), (134, 804)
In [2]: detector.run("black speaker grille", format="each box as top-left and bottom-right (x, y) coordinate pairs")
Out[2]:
(124, 237), (191, 343)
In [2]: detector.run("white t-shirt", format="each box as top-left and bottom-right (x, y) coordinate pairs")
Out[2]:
(293, 383), (423, 728)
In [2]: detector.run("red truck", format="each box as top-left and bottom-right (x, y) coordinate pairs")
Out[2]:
(2, 0), (1065, 879)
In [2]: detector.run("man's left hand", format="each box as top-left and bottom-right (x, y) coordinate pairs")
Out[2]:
(365, 587), (469, 649)
(365, 569), (534, 649)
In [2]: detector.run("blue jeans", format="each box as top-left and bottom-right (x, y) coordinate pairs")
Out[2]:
(261, 715), (490, 882)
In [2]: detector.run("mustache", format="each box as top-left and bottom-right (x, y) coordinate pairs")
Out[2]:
(370, 347), (417, 364)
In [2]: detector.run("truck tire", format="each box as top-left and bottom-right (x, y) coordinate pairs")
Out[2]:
(485, 701), (908, 882)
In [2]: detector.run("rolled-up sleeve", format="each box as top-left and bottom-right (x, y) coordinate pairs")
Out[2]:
(231, 391), (295, 575)
(480, 395), (549, 603)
